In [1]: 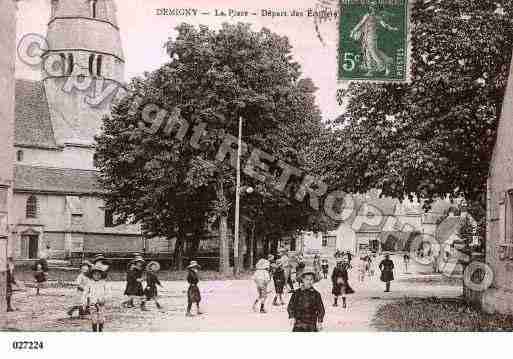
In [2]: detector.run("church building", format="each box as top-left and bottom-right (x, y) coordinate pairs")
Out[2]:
(9, 0), (169, 262)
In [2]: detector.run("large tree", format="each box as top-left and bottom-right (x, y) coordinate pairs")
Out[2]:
(326, 1), (513, 210)
(95, 23), (325, 273)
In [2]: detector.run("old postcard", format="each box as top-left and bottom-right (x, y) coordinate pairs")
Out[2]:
(2, 0), (513, 354)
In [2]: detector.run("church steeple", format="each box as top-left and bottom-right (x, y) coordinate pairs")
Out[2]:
(41, 0), (125, 147)
(43, 0), (124, 82)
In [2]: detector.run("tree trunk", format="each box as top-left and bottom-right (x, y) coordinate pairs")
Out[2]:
(173, 235), (184, 271)
(217, 178), (230, 275)
(249, 221), (255, 269)
(238, 221), (246, 272)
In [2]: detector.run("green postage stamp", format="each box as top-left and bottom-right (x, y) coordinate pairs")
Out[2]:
(338, 0), (410, 82)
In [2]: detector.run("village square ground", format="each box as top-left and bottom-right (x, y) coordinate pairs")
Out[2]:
(2, 254), (477, 332)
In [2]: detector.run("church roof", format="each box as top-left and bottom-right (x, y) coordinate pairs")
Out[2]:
(14, 165), (103, 195)
(15, 79), (58, 149)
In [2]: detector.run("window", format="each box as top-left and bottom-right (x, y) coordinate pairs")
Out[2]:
(96, 55), (102, 76)
(67, 53), (74, 75)
(322, 236), (328, 247)
(104, 208), (114, 227)
(59, 53), (66, 75)
(88, 54), (95, 75)
(26, 195), (38, 218)
(16, 150), (23, 162)
(91, 0), (98, 18)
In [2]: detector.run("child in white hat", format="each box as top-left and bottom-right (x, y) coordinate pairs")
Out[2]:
(85, 263), (109, 332)
(252, 258), (271, 313)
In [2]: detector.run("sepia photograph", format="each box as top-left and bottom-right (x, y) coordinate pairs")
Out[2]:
(1, 1), (513, 354)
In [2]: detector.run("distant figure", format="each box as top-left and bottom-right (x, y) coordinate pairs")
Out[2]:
(287, 267), (325, 332)
(321, 258), (329, 279)
(379, 254), (395, 292)
(186, 261), (203, 316)
(252, 259), (271, 313)
(272, 260), (286, 306)
(295, 255), (306, 287)
(6, 257), (16, 312)
(403, 253), (410, 273)
(33, 262), (48, 296)
(367, 254), (376, 277)
(38, 243), (51, 272)
(357, 256), (367, 283)
(143, 261), (163, 310)
(312, 255), (322, 282)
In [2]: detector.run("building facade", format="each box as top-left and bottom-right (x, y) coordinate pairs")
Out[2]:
(480, 50), (513, 314)
(9, 0), (171, 262)
(299, 194), (456, 258)
(0, 0), (17, 315)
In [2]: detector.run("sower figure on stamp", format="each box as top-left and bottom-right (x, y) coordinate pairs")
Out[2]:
(85, 263), (109, 332)
(379, 254), (395, 292)
(6, 257), (17, 312)
(349, 1), (398, 76)
(143, 261), (163, 310)
(186, 261), (203, 316)
(287, 266), (325, 332)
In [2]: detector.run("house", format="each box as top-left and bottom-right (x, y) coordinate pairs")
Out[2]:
(298, 192), (456, 258)
(479, 50), (513, 314)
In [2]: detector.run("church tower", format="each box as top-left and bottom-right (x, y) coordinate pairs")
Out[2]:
(41, 0), (125, 148)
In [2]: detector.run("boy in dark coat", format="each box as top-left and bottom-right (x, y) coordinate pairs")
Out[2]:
(186, 261), (202, 316)
(287, 267), (325, 332)
(379, 254), (395, 292)
(331, 259), (354, 308)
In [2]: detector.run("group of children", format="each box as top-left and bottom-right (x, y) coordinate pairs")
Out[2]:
(121, 253), (163, 311)
(250, 249), (356, 327)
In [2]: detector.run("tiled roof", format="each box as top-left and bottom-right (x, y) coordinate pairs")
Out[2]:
(14, 165), (102, 195)
(15, 79), (58, 148)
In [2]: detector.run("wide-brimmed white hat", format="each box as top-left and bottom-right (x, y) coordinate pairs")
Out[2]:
(255, 259), (270, 270)
(187, 260), (201, 269)
(146, 261), (160, 272)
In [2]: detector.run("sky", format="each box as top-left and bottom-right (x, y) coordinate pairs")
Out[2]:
(15, 0), (344, 121)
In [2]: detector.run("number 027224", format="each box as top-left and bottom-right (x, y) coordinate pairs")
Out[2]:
(11, 341), (44, 350)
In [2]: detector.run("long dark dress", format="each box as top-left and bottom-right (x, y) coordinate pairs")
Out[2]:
(331, 264), (354, 296)
(273, 266), (286, 294)
(379, 258), (395, 282)
(187, 270), (201, 303)
(144, 272), (161, 299)
(124, 268), (144, 296)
